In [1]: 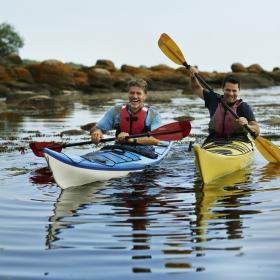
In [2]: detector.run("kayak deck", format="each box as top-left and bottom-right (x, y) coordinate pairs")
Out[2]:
(194, 138), (255, 184)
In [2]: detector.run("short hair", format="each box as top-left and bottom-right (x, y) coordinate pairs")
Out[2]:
(222, 75), (241, 89)
(127, 79), (148, 94)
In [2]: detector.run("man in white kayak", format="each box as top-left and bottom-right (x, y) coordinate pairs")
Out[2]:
(189, 67), (260, 141)
(90, 79), (161, 146)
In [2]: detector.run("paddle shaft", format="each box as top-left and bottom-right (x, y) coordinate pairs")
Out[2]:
(183, 62), (257, 138)
(62, 128), (185, 148)
(45, 135), (149, 149)
(60, 134), (150, 148)
(34, 134), (151, 150)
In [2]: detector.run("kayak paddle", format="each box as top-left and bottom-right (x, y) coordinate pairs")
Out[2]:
(158, 33), (280, 163)
(30, 120), (191, 157)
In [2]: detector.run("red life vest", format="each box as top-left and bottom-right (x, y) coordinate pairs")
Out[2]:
(212, 100), (242, 137)
(119, 105), (148, 134)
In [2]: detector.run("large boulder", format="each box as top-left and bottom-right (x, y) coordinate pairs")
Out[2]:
(176, 66), (189, 75)
(95, 59), (117, 72)
(148, 70), (189, 90)
(0, 65), (15, 84)
(246, 64), (265, 73)
(120, 64), (189, 90)
(72, 70), (89, 87)
(87, 67), (113, 90)
(26, 60), (74, 88)
(238, 73), (275, 88)
(268, 70), (280, 83)
(6, 91), (40, 105)
(13, 67), (34, 83)
(18, 95), (58, 110)
(201, 72), (226, 87)
(111, 71), (133, 91)
(121, 64), (153, 78)
(231, 63), (248, 73)
(150, 64), (174, 71)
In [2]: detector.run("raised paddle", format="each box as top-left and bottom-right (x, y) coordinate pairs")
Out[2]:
(158, 33), (280, 163)
(30, 120), (191, 157)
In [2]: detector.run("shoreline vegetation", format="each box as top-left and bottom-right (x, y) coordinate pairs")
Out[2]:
(0, 54), (280, 115)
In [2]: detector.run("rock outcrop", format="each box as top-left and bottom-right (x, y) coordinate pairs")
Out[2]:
(0, 56), (279, 99)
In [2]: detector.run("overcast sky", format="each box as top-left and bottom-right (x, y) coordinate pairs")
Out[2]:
(1, 0), (279, 71)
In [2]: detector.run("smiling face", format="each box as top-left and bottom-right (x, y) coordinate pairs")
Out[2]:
(128, 85), (147, 112)
(223, 82), (240, 104)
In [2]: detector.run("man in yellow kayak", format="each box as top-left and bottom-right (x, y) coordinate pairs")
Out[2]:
(90, 79), (161, 146)
(189, 67), (260, 141)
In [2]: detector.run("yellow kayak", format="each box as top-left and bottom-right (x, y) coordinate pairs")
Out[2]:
(193, 138), (255, 184)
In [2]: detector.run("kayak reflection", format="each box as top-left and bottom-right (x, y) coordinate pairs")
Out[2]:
(46, 181), (107, 249)
(192, 167), (261, 244)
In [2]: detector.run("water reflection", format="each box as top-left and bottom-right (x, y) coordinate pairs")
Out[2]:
(192, 168), (260, 246)
(112, 183), (153, 273)
(0, 112), (23, 134)
(107, 169), (196, 273)
(30, 167), (55, 185)
(257, 163), (280, 182)
(42, 156), (280, 274)
(0, 108), (72, 135)
(44, 166), (197, 272)
(46, 182), (106, 249)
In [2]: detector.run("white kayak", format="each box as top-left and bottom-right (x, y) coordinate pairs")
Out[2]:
(43, 142), (172, 189)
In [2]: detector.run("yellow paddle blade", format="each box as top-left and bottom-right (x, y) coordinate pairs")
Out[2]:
(255, 136), (280, 163)
(158, 33), (186, 65)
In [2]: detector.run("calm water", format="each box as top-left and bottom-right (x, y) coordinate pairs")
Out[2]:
(1, 88), (280, 279)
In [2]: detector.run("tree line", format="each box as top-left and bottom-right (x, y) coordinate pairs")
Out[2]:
(0, 22), (24, 57)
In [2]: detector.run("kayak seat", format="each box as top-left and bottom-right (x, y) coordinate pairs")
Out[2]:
(208, 149), (233, 155)
(204, 141), (253, 154)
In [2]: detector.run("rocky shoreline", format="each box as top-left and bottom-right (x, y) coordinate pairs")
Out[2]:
(0, 54), (280, 114)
